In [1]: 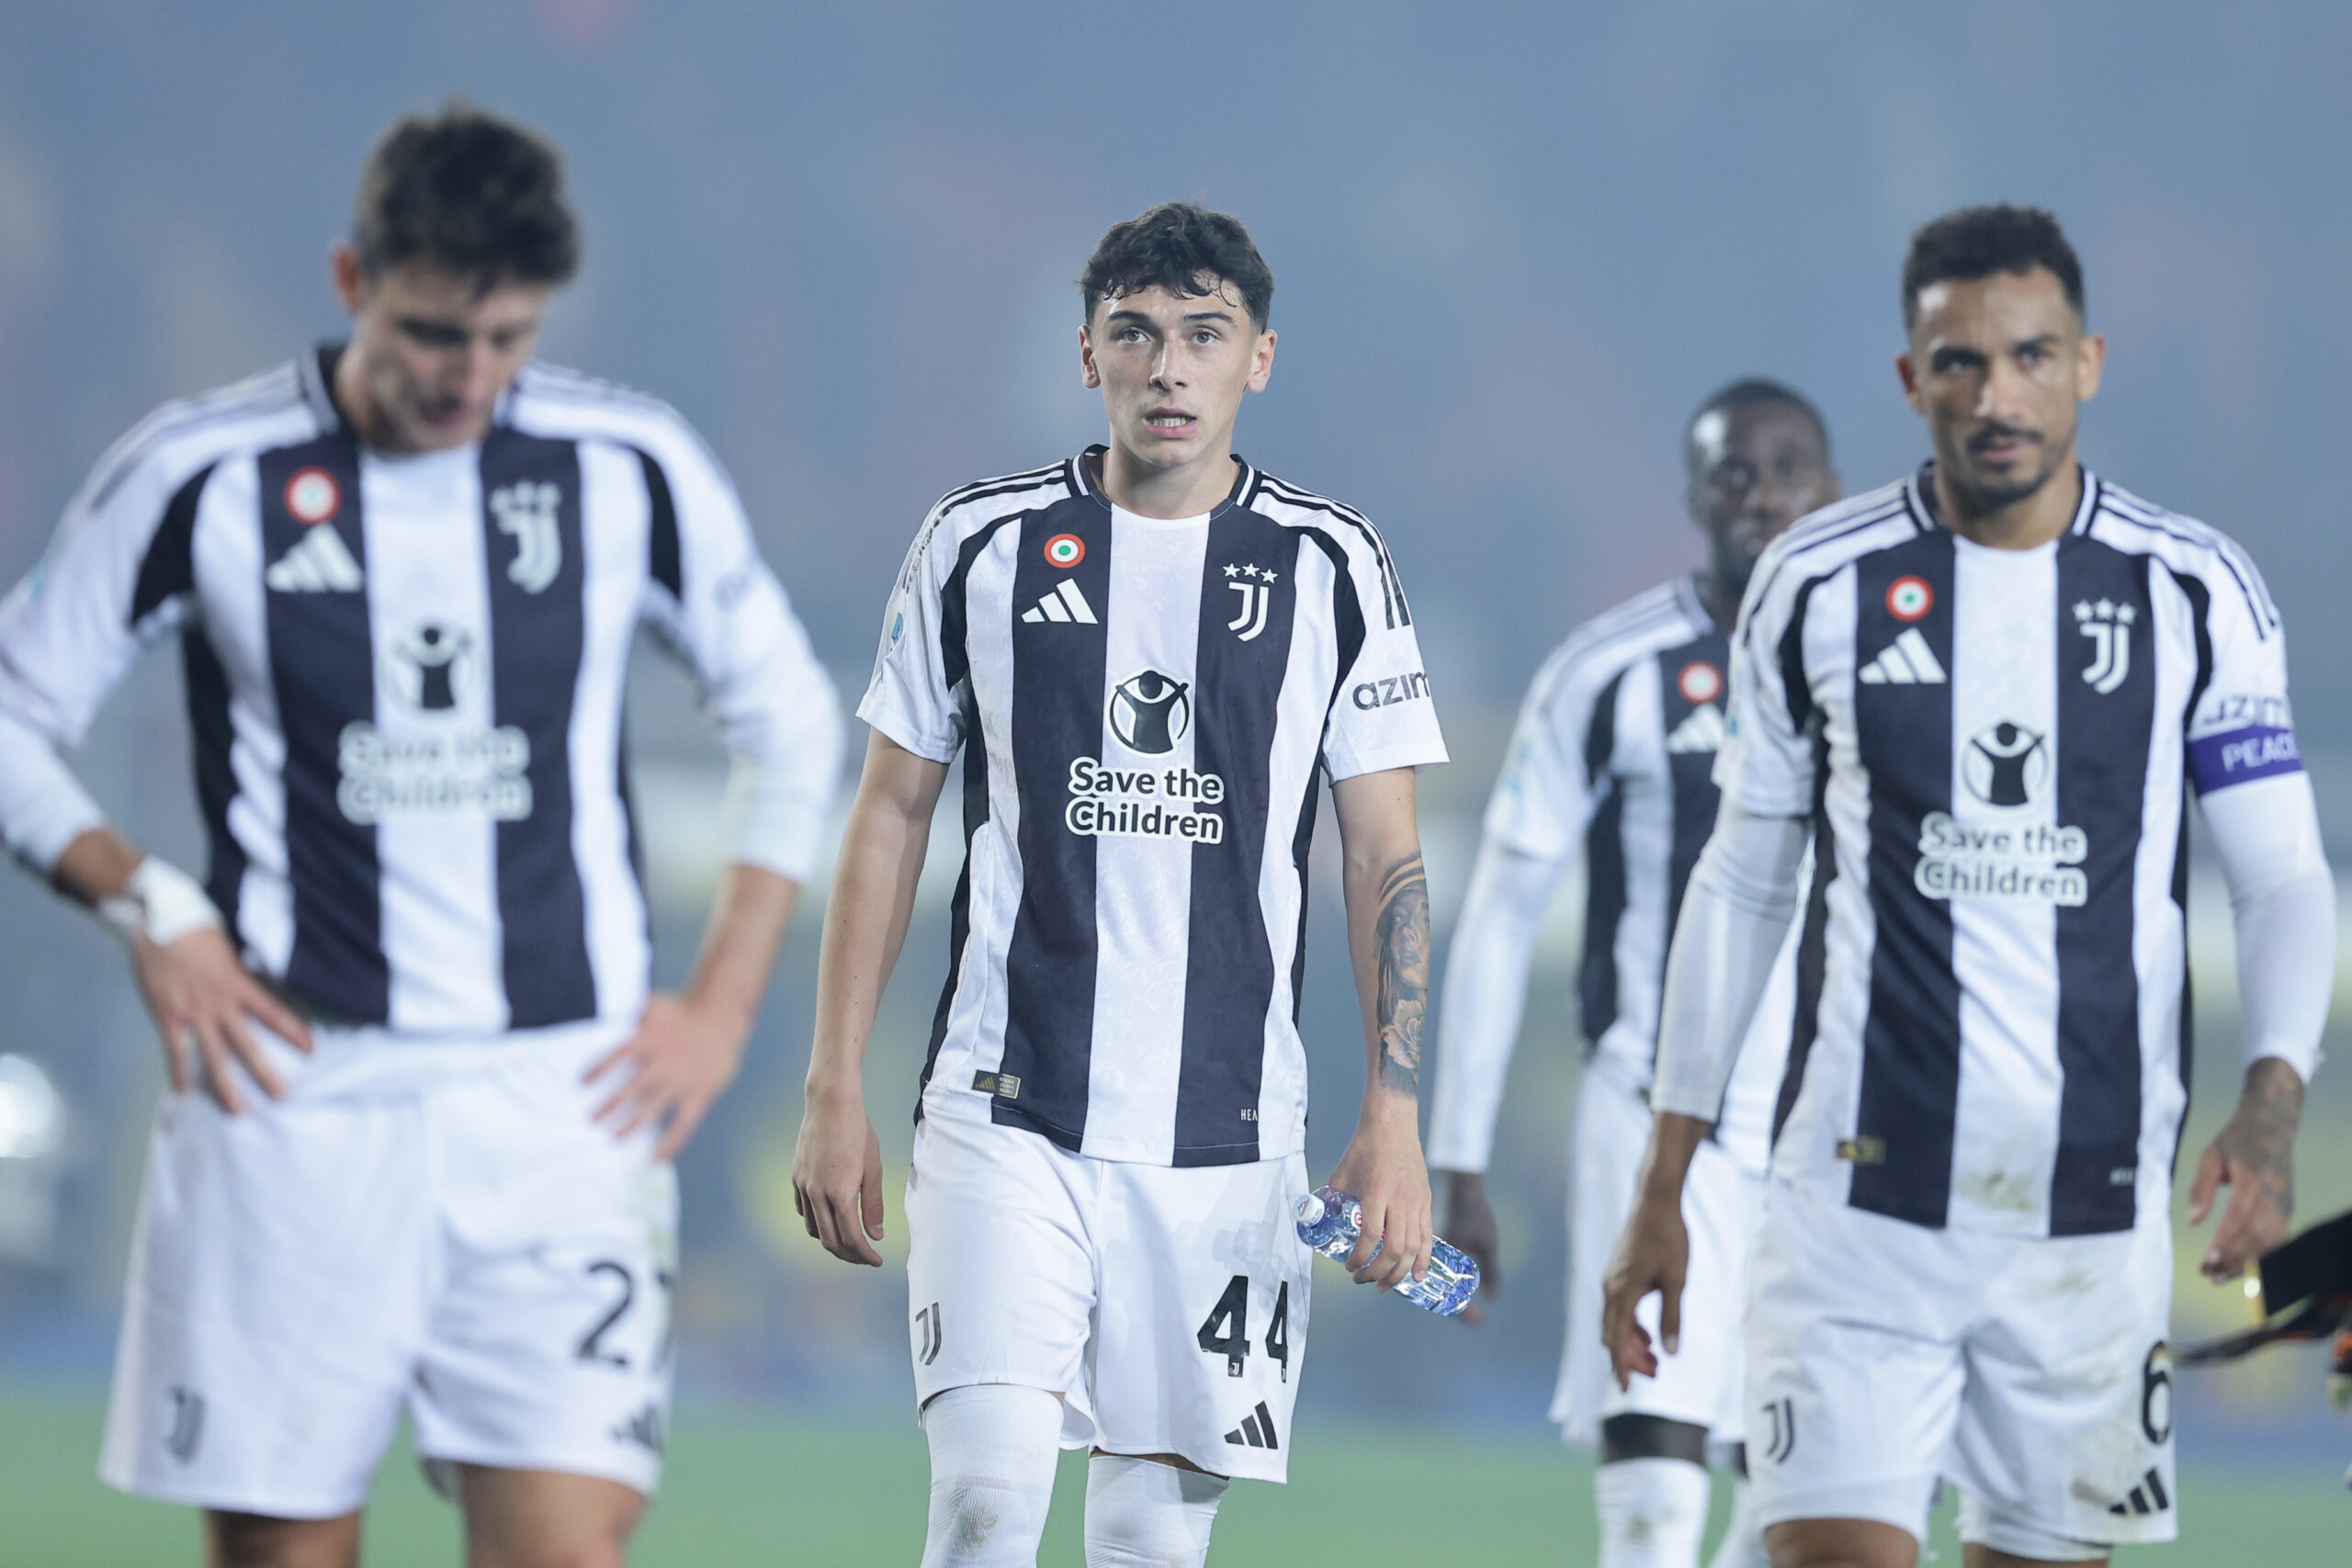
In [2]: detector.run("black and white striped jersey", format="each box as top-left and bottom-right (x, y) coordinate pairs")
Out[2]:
(1722, 465), (2301, 1236)
(1450, 576), (1793, 1169)
(860, 448), (1447, 1168)
(0, 347), (840, 1042)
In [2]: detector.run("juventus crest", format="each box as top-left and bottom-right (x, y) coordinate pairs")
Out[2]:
(1222, 560), (1277, 642)
(490, 480), (563, 593)
(2075, 599), (2134, 694)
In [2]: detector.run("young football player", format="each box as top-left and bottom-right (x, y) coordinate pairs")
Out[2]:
(791, 202), (1448, 1567)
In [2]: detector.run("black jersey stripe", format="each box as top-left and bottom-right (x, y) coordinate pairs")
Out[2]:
(918, 515), (1022, 1116)
(919, 695), (993, 1120)
(1255, 477), (1408, 627)
(1174, 510), (1301, 1166)
(1659, 632), (1730, 950)
(1771, 725), (1838, 1143)
(1284, 525), (1367, 1036)
(130, 464), (215, 628)
(2098, 496), (2277, 634)
(993, 500), (1114, 1151)
(182, 626), (245, 937)
(259, 433), (388, 1024)
(481, 430), (598, 1029)
(636, 449), (683, 601)
(2049, 537), (2155, 1234)
(1577, 669), (1629, 1047)
(1849, 532), (1962, 1227)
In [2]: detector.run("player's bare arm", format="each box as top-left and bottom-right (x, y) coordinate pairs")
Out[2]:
(52, 826), (311, 1114)
(588, 863), (803, 1160)
(1328, 766), (1435, 1293)
(1600, 1111), (1706, 1389)
(792, 730), (948, 1266)
(2190, 1057), (2304, 1281)
(1601, 801), (1805, 1388)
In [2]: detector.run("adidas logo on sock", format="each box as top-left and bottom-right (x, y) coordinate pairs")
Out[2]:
(1223, 1400), (1280, 1450)
(1857, 627), (1945, 685)
(2108, 1467), (2171, 1517)
(1665, 703), (1726, 755)
(1020, 579), (1097, 625)
(264, 527), (364, 592)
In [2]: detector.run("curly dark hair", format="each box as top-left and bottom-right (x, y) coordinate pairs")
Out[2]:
(1079, 202), (1272, 328)
(353, 102), (580, 288)
(1902, 204), (2082, 330)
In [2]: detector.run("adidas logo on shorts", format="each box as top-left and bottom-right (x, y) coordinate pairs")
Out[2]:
(1223, 1400), (1280, 1450)
(2108, 1466), (2171, 1517)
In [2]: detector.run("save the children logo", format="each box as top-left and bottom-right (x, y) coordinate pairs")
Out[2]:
(1109, 669), (1192, 754)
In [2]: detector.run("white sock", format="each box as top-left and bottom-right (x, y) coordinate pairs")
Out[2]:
(1595, 1457), (1711, 1568)
(920, 1384), (1064, 1568)
(1704, 1476), (1771, 1568)
(1083, 1453), (1227, 1568)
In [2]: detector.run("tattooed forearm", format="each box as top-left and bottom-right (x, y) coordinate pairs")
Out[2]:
(2223, 1056), (2305, 1221)
(1374, 852), (1430, 1096)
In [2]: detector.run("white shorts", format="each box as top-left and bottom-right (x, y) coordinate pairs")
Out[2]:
(1555, 1056), (1763, 1448)
(903, 1111), (1313, 1483)
(1746, 1176), (2177, 1558)
(100, 1033), (678, 1518)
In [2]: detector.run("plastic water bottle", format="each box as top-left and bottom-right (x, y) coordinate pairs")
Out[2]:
(1295, 1186), (1480, 1316)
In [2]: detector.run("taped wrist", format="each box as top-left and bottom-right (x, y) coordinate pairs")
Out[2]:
(97, 858), (221, 949)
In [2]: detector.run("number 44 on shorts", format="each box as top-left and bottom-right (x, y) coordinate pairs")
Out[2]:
(1195, 1274), (1291, 1382)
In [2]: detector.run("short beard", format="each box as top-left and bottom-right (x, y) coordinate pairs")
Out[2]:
(1948, 445), (2066, 513)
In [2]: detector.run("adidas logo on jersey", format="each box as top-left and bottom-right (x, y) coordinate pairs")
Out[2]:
(1857, 627), (1946, 685)
(1021, 579), (1098, 625)
(1223, 1400), (1280, 1450)
(264, 526), (363, 592)
(1665, 702), (1726, 754)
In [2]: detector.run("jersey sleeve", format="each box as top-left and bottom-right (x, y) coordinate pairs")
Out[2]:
(2184, 549), (2299, 796)
(1319, 528), (1447, 781)
(0, 446), (203, 746)
(0, 441), (207, 869)
(1713, 558), (1818, 818)
(636, 425), (843, 881)
(1481, 641), (1611, 862)
(856, 507), (966, 765)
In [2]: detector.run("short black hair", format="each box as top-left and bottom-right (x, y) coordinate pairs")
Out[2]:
(1080, 202), (1273, 329)
(353, 102), (580, 288)
(1684, 378), (1829, 476)
(1902, 204), (2082, 331)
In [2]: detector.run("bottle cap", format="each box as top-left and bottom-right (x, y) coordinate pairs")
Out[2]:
(1294, 1192), (1326, 1226)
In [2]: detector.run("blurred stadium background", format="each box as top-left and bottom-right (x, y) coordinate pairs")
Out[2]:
(4, 3), (2351, 1562)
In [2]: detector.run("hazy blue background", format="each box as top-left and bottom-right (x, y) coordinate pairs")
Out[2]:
(3, 0), (2350, 1502)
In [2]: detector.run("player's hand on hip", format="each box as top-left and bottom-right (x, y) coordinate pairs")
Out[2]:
(2188, 1056), (2304, 1282)
(131, 925), (311, 1114)
(1329, 1101), (1433, 1292)
(586, 992), (752, 1161)
(1600, 1195), (1688, 1392)
(1440, 1168), (1500, 1325)
(790, 1089), (886, 1267)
